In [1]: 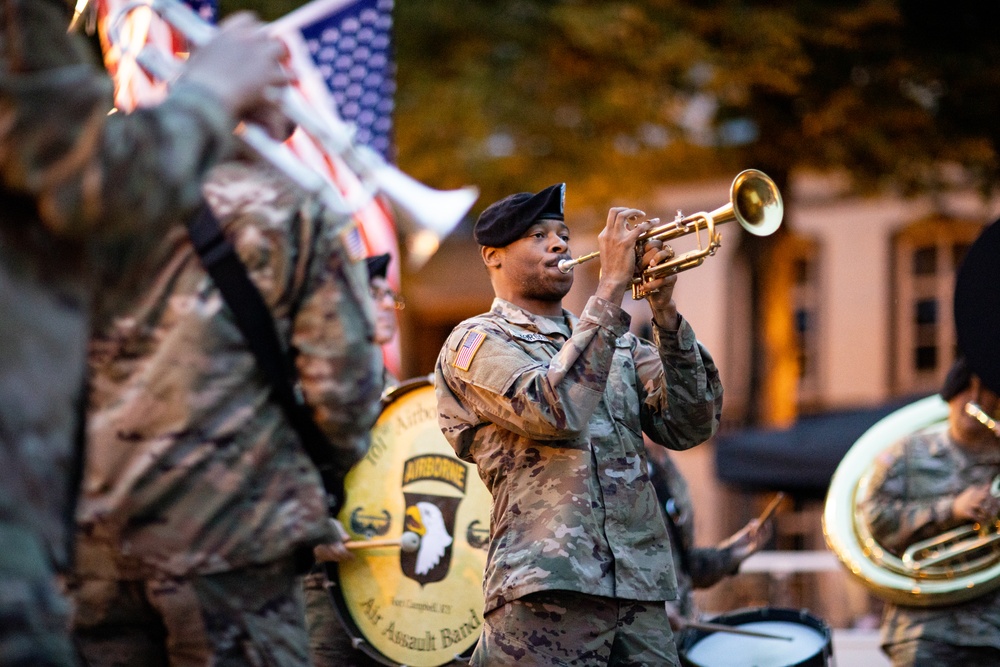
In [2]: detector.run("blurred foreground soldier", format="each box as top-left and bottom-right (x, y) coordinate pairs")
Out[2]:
(644, 445), (773, 626)
(303, 252), (402, 667)
(435, 184), (723, 666)
(0, 1), (287, 664)
(69, 108), (384, 666)
(860, 357), (1000, 667)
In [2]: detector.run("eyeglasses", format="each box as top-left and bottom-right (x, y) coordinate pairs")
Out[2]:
(371, 286), (405, 310)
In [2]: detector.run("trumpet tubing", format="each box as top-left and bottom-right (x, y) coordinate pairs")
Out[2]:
(558, 169), (783, 299)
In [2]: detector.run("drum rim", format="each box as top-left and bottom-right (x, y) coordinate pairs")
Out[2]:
(381, 374), (433, 409)
(678, 606), (833, 665)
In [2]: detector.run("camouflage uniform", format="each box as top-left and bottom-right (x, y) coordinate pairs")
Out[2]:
(71, 159), (383, 666)
(645, 447), (739, 619)
(0, 1), (232, 664)
(303, 372), (401, 667)
(860, 422), (1000, 667)
(435, 296), (723, 665)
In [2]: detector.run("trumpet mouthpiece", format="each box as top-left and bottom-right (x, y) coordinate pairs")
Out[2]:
(557, 259), (575, 273)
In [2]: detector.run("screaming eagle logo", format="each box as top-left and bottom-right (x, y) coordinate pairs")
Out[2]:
(400, 454), (467, 586)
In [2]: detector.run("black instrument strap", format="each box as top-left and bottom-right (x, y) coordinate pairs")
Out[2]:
(186, 203), (344, 513)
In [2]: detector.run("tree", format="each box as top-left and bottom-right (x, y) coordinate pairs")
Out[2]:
(393, 0), (732, 216)
(232, 0), (1000, 422)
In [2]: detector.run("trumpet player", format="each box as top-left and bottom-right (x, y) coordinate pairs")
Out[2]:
(435, 184), (723, 666)
(860, 357), (1000, 667)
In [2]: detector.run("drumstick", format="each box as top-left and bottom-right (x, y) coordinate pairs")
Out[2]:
(684, 620), (793, 641)
(756, 492), (786, 524)
(344, 531), (420, 553)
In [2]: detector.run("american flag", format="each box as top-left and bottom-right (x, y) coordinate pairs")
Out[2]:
(271, 0), (400, 266)
(94, 0), (404, 376)
(273, 0), (396, 161)
(93, 0), (218, 111)
(271, 0), (402, 376)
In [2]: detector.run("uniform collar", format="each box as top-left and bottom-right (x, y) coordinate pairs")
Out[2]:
(490, 298), (577, 338)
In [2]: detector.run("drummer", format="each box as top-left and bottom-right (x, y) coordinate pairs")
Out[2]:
(644, 441), (775, 628)
(303, 252), (403, 667)
(366, 252), (404, 394)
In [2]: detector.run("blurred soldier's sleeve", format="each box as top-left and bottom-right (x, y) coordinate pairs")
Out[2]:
(859, 439), (958, 555)
(292, 210), (383, 471)
(0, 0), (232, 237)
(636, 314), (724, 451)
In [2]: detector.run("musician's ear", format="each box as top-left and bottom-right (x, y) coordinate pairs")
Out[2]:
(482, 245), (502, 269)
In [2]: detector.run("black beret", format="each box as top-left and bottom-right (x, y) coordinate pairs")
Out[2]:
(940, 356), (972, 402)
(474, 183), (565, 247)
(955, 218), (1000, 395)
(365, 253), (391, 281)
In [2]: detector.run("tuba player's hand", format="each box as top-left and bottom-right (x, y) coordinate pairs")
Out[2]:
(953, 483), (1000, 524)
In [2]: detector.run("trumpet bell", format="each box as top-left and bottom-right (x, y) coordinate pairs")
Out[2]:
(369, 163), (479, 270)
(728, 168), (784, 237)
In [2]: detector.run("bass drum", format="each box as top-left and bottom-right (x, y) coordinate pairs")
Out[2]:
(328, 378), (490, 666)
(678, 607), (833, 667)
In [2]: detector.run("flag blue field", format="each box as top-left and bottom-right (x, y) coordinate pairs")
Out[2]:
(274, 0), (396, 161)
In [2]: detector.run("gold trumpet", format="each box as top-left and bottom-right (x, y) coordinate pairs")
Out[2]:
(557, 169), (783, 299)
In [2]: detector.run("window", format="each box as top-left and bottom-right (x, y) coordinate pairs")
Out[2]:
(790, 239), (821, 405)
(892, 218), (984, 395)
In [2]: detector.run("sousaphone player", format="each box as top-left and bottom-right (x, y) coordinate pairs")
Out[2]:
(855, 219), (1000, 667)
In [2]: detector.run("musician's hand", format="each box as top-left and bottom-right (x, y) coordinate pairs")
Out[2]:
(639, 237), (679, 330)
(179, 12), (292, 120)
(595, 207), (648, 304)
(953, 484), (1000, 524)
(313, 518), (354, 563)
(720, 516), (773, 563)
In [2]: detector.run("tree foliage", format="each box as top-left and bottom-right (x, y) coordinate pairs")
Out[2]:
(224, 1), (1000, 219)
(391, 0), (1000, 216)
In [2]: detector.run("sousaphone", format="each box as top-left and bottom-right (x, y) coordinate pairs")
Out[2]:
(823, 218), (1000, 606)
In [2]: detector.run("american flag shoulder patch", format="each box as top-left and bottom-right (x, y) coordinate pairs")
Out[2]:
(453, 330), (487, 371)
(341, 223), (366, 263)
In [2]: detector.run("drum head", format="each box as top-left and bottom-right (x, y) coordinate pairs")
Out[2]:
(331, 379), (490, 666)
(679, 607), (832, 667)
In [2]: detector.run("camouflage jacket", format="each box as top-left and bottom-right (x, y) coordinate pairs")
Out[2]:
(75, 160), (383, 579)
(0, 0), (231, 570)
(646, 446), (739, 618)
(860, 422), (1000, 649)
(435, 296), (723, 614)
